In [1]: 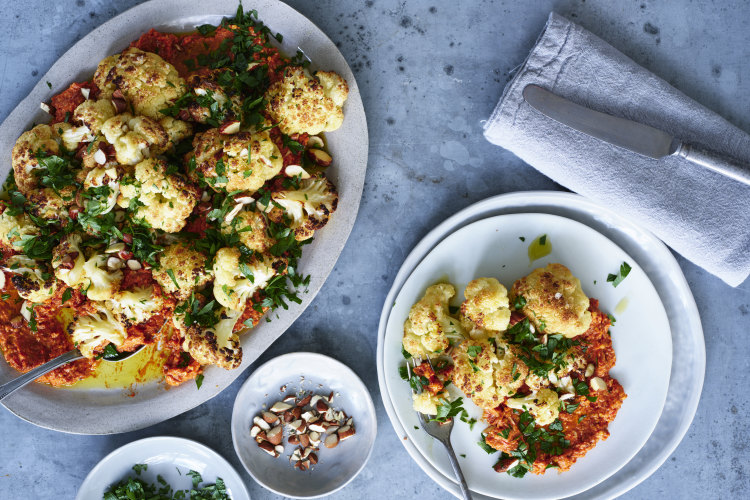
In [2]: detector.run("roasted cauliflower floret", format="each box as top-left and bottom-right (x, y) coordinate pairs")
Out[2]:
(117, 158), (200, 233)
(492, 341), (529, 399)
(81, 252), (123, 301)
(83, 166), (120, 215)
(510, 263), (591, 338)
(504, 388), (560, 426)
(192, 129), (282, 192)
(3, 255), (58, 303)
(25, 187), (75, 220)
(11, 124), (66, 193)
(213, 247), (278, 311)
(265, 66), (348, 135)
(159, 116), (193, 145)
(222, 209), (275, 253)
(101, 113), (169, 165)
(264, 175), (338, 241)
(412, 391), (449, 415)
(0, 210), (41, 249)
(182, 307), (242, 370)
(402, 283), (463, 358)
(73, 98), (116, 135)
(153, 243), (212, 301)
(59, 123), (94, 151)
(93, 54), (118, 98)
(67, 304), (127, 358)
(106, 286), (165, 327)
(52, 233), (87, 287)
(459, 277), (511, 336)
(96, 47), (187, 118)
(451, 339), (503, 410)
(184, 70), (242, 124)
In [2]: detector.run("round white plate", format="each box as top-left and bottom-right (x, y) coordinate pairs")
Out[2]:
(383, 213), (671, 500)
(0, 0), (368, 434)
(76, 436), (249, 500)
(231, 352), (377, 498)
(377, 191), (705, 500)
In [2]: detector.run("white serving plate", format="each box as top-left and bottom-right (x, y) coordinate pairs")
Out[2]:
(76, 436), (250, 500)
(383, 212), (671, 499)
(231, 352), (377, 498)
(377, 191), (705, 500)
(0, 0), (368, 434)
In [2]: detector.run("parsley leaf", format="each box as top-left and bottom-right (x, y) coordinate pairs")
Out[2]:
(606, 261), (632, 287)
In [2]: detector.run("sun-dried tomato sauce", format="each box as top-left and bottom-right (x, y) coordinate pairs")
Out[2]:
(483, 300), (627, 474)
(0, 279), (97, 386)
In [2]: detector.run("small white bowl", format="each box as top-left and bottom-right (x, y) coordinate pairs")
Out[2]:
(76, 436), (250, 500)
(231, 352), (377, 498)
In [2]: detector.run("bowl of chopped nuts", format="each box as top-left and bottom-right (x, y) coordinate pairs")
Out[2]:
(231, 352), (377, 498)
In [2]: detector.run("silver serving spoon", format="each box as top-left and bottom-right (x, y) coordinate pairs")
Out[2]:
(0, 345), (144, 401)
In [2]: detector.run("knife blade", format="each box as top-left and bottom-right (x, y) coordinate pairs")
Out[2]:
(522, 84), (750, 186)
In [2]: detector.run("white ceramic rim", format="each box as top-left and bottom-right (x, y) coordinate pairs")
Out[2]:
(230, 351), (377, 498)
(75, 435), (250, 500)
(376, 191), (705, 500)
(0, 0), (368, 434)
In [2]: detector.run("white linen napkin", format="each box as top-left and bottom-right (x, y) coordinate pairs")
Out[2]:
(484, 12), (750, 287)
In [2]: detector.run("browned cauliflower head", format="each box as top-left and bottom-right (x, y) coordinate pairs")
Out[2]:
(510, 263), (592, 338)
(264, 175), (338, 241)
(192, 129), (282, 192)
(265, 66), (348, 135)
(184, 70), (243, 125)
(95, 47), (187, 118)
(450, 338), (503, 410)
(180, 307), (243, 370)
(152, 243), (213, 301)
(402, 283), (463, 358)
(459, 277), (511, 336)
(222, 208), (275, 253)
(11, 124), (67, 193)
(117, 158), (200, 233)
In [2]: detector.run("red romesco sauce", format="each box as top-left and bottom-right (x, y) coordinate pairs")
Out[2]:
(483, 300), (627, 474)
(0, 280), (96, 386)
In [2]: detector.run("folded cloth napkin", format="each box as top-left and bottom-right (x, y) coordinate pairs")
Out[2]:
(484, 12), (750, 287)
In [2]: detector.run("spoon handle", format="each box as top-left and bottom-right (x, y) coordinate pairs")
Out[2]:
(0, 349), (83, 401)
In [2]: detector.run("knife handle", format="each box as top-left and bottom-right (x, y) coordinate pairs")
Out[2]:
(674, 143), (750, 187)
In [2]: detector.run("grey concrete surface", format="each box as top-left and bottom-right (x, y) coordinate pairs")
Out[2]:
(0, 0), (748, 498)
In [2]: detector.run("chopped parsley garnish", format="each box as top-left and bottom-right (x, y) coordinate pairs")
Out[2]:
(606, 262), (632, 287)
(513, 295), (526, 310)
(501, 411), (570, 478)
(195, 373), (204, 389)
(431, 397), (465, 422)
(61, 288), (73, 305)
(467, 345), (482, 358)
(166, 269), (180, 289)
(103, 465), (228, 500)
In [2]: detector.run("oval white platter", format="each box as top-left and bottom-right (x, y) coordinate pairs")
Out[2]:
(377, 191), (705, 500)
(231, 352), (377, 498)
(0, 0), (368, 434)
(76, 436), (250, 500)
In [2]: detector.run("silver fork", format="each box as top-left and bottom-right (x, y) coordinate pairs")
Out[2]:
(409, 357), (472, 500)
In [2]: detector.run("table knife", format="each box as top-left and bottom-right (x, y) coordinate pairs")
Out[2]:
(522, 84), (750, 186)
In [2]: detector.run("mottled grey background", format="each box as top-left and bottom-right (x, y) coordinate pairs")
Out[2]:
(0, 0), (748, 498)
